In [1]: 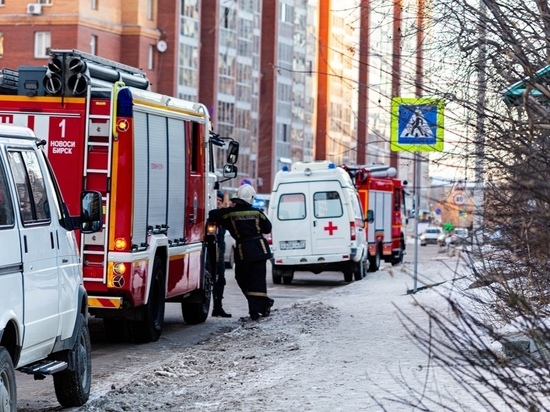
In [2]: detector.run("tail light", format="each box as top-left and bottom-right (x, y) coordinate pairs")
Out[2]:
(265, 232), (272, 245)
(350, 222), (356, 241)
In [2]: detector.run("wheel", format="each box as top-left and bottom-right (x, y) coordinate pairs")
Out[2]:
(53, 313), (92, 407)
(181, 268), (211, 325)
(343, 262), (354, 282)
(272, 265), (283, 284)
(0, 347), (16, 412)
(368, 244), (381, 272)
(391, 240), (405, 266)
(132, 256), (165, 343)
(354, 258), (365, 281)
(282, 271), (294, 285)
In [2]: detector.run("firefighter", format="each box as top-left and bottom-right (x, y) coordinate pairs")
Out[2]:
(208, 184), (274, 321)
(212, 190), (232, 318)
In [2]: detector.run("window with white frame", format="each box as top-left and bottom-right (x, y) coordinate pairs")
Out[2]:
(147, 0), (153, 20)
(34, 32), (51, 58)
(148, 45), (154, 70)
(90, 35), (97, 55)
(36, 0), (52, 4)
(91, 0), (98, 10)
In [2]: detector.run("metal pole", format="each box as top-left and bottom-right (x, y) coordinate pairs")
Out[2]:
(413, 151), (420, 293)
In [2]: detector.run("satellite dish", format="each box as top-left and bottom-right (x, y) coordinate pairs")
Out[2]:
(156, 40), (167, 53)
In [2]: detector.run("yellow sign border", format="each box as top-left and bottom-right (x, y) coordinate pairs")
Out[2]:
(390, 97), (445, 152)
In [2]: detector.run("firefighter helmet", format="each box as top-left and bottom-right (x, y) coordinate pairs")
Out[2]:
(236, 184), (256, 205)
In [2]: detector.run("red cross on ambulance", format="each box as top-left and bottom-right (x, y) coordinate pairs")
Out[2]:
(324, 221), (338, 235)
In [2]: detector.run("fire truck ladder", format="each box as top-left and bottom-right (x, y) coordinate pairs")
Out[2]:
(80, 82), (115, 282)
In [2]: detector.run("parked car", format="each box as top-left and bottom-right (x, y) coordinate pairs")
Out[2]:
(437, 232), (449, 247)
(224, 230), (236, 269)
(420, 227), (443, 246)
(451, 227), (469, 245)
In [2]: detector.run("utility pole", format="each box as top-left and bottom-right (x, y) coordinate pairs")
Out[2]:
(473, 1), (487, 236)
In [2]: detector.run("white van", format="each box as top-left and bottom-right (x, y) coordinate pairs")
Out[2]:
(268, 161), (369, 284)
(0, 125), (102, 409)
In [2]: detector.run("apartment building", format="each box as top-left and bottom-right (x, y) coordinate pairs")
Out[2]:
(0, 0), (426, 196)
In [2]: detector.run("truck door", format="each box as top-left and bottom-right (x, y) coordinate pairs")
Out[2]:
(0, 158), (23, 339)
(309, 181), (349, 256)
(7, 148), (59, 361)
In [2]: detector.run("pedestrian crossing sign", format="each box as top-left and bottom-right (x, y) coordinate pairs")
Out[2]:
(390, 97), (445, 152)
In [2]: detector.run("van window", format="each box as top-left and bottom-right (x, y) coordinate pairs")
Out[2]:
(351, 191), (364, 226)
(8, 150), (50, 224)
(278, 193), (306, 220)
(0, 162), (14, 227)
(314, 191), (343, 218)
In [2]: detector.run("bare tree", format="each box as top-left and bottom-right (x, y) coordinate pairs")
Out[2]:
(382, 1), (550, 410)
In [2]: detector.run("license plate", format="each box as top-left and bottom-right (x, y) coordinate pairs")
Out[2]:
(280, 240), (305, 250)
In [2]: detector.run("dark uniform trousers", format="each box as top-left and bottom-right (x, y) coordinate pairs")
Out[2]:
(235, 258), (269, 316)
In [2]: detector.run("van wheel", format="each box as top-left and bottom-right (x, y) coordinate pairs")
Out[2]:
(53, 313), (91, 407)
(181, 270), (212, 325)
(132, 256), (165, 343)
(343, 263), (354, 282)
(368, 244), (381, 272)
(282, 271), (294, 285)
(354, 259), (365, 281)
(0, 347), (16, 412)
(272, 266), (283, 284)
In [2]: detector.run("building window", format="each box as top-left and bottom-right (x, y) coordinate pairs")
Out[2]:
(37, 0), (52, 4)
(90, 35), (97, 55)
(147, 0), (153, 20)
(0, 1), (4, 5)
(0, 33), (3, 58)
(148, 45), (154, 70)
(34, 32), (51, 58)
(91, 0), (98, 10)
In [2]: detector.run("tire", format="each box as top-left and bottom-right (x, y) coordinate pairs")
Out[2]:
(368, 244), (381, 272)
(343, 262), (354, 282)
(132, 256), (165, 343)
(282, 271), (294, 285)
(0, 347), (16, 412)
(181, 269), (211, 325)
(53, 313), (91, 407)
(391, 240), (405, 266)
(272, 265), (283, 284)
(354, 258), (365, 281)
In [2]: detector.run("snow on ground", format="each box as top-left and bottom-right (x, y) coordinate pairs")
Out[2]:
(77, 244), (516, 412)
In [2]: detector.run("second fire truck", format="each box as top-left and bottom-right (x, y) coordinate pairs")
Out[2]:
(341, 164), (407, 272)
(0, 50), (238, 342)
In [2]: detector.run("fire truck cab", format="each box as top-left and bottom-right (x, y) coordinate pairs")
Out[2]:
(0, 50), (239, 343)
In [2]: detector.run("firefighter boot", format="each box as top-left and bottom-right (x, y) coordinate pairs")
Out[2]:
(262, 298), (275, 317)
(212, 299), (232, 318)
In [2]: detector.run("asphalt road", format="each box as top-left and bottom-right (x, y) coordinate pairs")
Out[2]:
(16, 241), (441, 411)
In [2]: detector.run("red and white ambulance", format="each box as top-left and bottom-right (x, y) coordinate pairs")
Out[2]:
(0, 50), (239, 342)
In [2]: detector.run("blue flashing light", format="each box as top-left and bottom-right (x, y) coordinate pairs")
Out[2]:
(282, 165), (289, 172)
(327, 162), (336, 169)
(117, 87), (134, 117)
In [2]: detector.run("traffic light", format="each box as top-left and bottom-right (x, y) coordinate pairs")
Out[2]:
(43, 53), (89, 96)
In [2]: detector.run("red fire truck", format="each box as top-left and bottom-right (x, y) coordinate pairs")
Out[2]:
(0, 50), (239, 342)
(341, 164), (407, 272)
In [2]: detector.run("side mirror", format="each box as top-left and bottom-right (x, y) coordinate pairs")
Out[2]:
(222, 164), (238, 179)
(366, 210), (374, 224)
(227, 140), (239, 165)
(80, 190), (103, 233)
